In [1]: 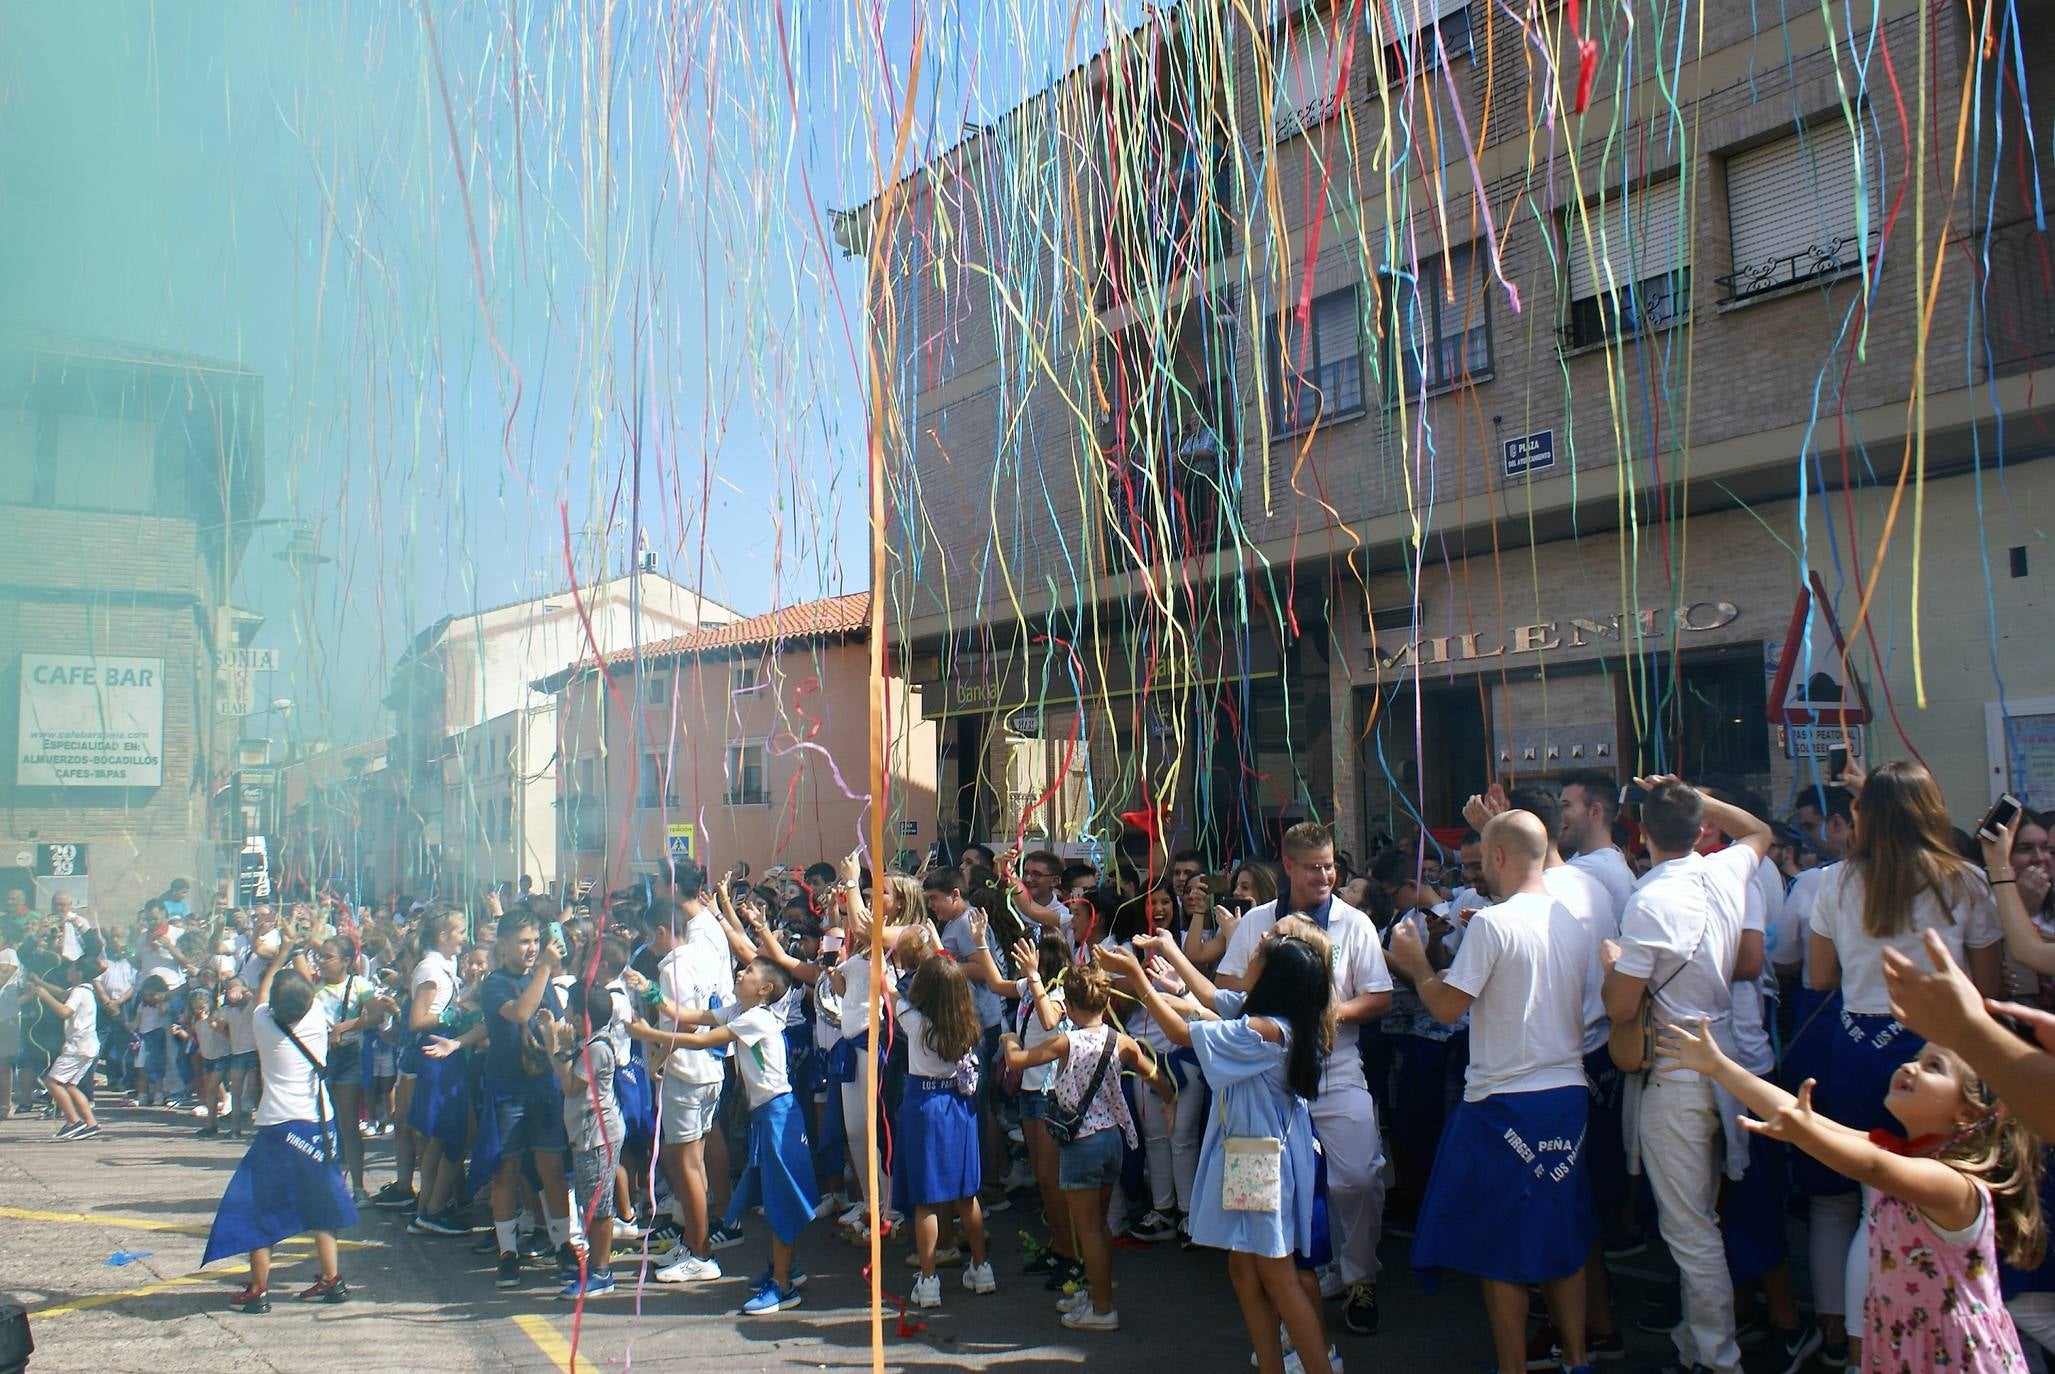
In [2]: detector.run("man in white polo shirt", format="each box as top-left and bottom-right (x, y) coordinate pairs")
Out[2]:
(1219, 820), (1393, 1336)
(1391, 808), (1598, 1374)
(1601, 778), (1770, 1374)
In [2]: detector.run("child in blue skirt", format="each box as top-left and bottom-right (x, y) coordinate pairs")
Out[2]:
(1096, 927), (1336, 1372)
(204, 927), (357, 1313)
(635, 956), (818, 1314)
(890, 944), (995, 1310)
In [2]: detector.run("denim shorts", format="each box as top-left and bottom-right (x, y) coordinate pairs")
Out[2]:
(489, 1077), (569, 1156)
(230, 1051), (259, 1075)
(1058, 1127), (1124, 1190)
(1018, 1088), (1051, 1121)
(202, 1055), (229, 1076)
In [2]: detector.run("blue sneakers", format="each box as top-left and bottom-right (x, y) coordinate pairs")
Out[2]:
(558, 1271), (616, 1300)
(741, 1282), (802, 1315)
(754, 1264), (808, 1291)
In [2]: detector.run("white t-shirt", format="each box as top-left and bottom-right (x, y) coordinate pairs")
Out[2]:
(1442, 890), (1592, 1101)
(196, 1012), (234, 1060)
(1542, 863), (1619, 1057)
(1217, 894), (1393, 1094)
(657, 933), (729, 1085)
(1615, 846), (1756, 1080)
(1778, 864), (1833, 977)
(97, 958), (136, 1008)
(719, 999), (793, 1108)
(410, 950), (459, 1021)
(253, 1002), (333, 1127)
(1729, 857), (1781, 1076)
(61, 986), (100, 1058)
(135, 938), (187, 1034)
(1569, 847), (1639, 914)
(838, 951), (879, 1040)
(1808, 863), (2002, 1014)
(896, 1003), (963, 1080)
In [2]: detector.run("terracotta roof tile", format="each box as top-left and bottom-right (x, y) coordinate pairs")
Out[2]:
(605, 591), (868, 666)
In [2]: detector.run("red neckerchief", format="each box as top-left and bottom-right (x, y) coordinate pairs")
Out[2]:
(1867, 1129), (1946, 1157)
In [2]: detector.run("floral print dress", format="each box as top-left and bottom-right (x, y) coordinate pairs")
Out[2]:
(1863, 1178), (2028, 1372)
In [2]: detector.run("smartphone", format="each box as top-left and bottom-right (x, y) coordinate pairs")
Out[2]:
(1618, 783), (1648, 809)
(1977, 793), (2025, 844)
(547, 920), (566, 953)
(1827, 746), (1849, 782)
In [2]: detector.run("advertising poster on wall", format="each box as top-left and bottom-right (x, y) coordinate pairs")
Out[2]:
(16, 654), (166, 787)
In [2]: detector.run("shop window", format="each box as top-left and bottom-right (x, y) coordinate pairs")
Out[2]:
(1382, 240), (1492, 398)
(1631, 652), (1770, 777)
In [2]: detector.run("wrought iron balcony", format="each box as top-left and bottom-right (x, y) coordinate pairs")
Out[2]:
(1559, 268), (1692, 350)
(1714, 234), (1872, 302)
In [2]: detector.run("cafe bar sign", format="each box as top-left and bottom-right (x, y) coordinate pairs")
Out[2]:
(1370, 601), (1740, 671)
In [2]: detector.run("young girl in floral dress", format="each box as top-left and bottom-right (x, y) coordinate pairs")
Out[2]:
(1660, 1018), (2043, 1372)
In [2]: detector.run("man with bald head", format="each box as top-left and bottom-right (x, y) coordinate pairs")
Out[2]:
(1389, 810), (1599, 1374)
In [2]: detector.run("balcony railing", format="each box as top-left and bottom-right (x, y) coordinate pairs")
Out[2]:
(1977, 218), (2055, 382)
(1714, 233), (1873, 302)
(1560, 268), (1692, 349)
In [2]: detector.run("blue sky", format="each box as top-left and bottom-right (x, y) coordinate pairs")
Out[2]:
(0, 0), (1143, 742)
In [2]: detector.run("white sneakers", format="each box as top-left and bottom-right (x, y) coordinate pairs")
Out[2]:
(908, 1259), (994, 1310)
(961, 1261), (996, 1295)
(652, 1254), (721, 1284)
(1284, 1346), (1341, 1374)
(1061, 1302), (1119, 1332)
(910, 1273), (941, 1309)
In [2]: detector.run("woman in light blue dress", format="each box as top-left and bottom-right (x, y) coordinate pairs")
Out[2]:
(1097, 923), (1335, 1374)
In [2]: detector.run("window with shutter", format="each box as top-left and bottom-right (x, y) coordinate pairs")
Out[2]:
(1382, 241), (1493, 396)
(1273, 10), (1344, 137)
(1561, 179), (1692, 348)
(1271, 286), (1364, 433)
(1370, 0), (1474, 79)
(1721, 121), (1878, 300)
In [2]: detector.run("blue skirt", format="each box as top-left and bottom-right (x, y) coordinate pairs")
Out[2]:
(890, 1078), (981, 1211)
(1821, 1011), (1921, 1135)
(1412, 1087), (1592, 1290)
(1721, 1131), (1789, 1285)
(407, 1052), (471, 1154)
(725, 1094), (820, 1244)
(617, 1054), (656, 1149)
(1781, 986), (1846, 1196)
(203, 1122), (358, 1265)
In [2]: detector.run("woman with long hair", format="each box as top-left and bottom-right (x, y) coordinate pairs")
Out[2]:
(1806, 759), (2005, 1364)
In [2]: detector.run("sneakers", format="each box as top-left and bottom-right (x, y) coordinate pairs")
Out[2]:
(754, 1264), (808, 1291)
(649, 1240), (691, 1268)
(1284, 1346), (1341, 1374)
(1748, 1324), (1824, 1374)
(1061, 1303), (1119, 1331)
(409, 1208), (468, 1237)
(1342, 1281), (1379, 1336)
(906, 1245), (964, 1268)
(1528, 1324), (1624, 1369)
(980, 1185), (1014, 1214)
(910, 1272), (941, 1309)
(1057, 1288), (1093, 1314)
(495, 1252), (522, 1289)
(1816, 1337), (1851, 1369)
(54, 1120), (87, 1140)
(558, 1271), (616, 1300)
(653, 1253), (722, 1284)
(837, 1201), (868, 1228)
(1023, 1250), (1068, 1276)
(961, 1261), (997, 1294)
(370, 1182), (416, 1210)
(297, 1275), (350, 1304)
(741, 1282), (803, 1315)
(228, 1283), (270, 1314)
(72, 1123), (101, 1140)
(1637, 1288), (1682, 1334)
(1043, 1259), (1087, 1293)
(1131, 1210), (1179, 1243)
(518, 1229), (551, 1261)
(554, 1244), (585, 1284)
(706, 1224), (745, 1252)
(1316, 1263), (1345, 1300)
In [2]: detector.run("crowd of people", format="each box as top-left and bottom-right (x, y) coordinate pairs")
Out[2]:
(6, 760), (2055, 1373)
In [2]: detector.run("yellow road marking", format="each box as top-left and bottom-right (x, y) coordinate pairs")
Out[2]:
(511, 1314), (578, 1373)
(0, 1205), (378, 1248)
(32, 1249), (342, 1319)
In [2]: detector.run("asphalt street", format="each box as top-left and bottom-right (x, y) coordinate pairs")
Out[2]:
(0, 1100), (1683, 1373)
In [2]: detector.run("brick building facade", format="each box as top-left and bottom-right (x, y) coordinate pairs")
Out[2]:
(843, 0), (2055, 861)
